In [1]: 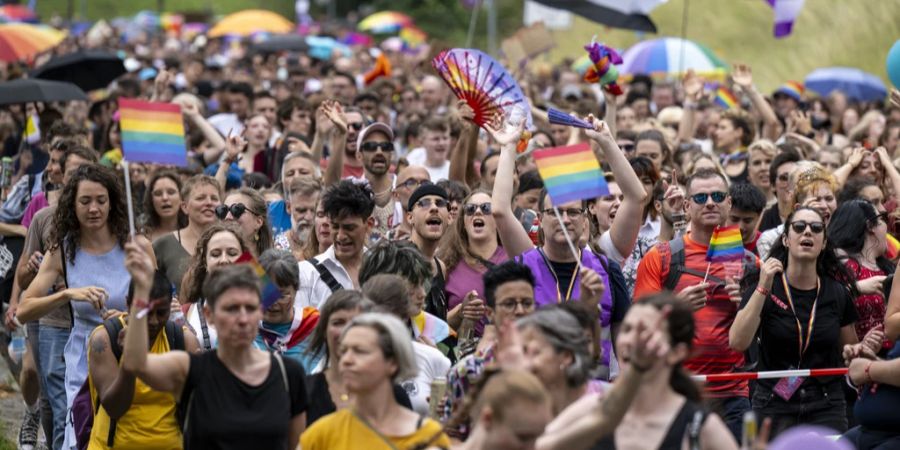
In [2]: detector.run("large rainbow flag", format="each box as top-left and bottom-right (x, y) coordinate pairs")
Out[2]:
(533, 143), (609, 206)
(118, 98), (188, 166)
(706, 225), (744, 262)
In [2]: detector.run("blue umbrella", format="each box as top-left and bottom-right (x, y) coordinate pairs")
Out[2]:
(805, 67), (887, 102)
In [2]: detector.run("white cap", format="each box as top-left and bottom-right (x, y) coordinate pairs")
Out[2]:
(356, 122), (394, 151)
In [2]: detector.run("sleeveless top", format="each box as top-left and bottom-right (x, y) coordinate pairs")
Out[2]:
(426, 257), (448, 321)
(516, 246), (615, 371)
(87, 325), (182, 449)
(594, 400), (708, 450)
(63, 244), (130, 449)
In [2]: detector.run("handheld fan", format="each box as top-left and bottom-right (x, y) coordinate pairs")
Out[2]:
(431, 48), (534, 130)
(547, 108), (593, 129)
(583, 39), (623, 96)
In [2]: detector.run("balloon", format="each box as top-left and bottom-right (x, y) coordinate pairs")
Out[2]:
(888, 39), (900, 88)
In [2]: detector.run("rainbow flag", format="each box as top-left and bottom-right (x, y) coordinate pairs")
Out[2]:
(887, 234), (900, 260)
(533, 143), (610, 205)
(236, 252), (283, 310)
(118, 98), (188, 166)
(714, 86), (738, 110)
(706, 225), (744, 263)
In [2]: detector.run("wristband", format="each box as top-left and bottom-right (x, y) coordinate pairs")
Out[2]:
(865, 361), (874, 384)
(755, 286), (770, 297)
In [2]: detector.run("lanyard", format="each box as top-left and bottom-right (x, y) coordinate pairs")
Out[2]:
(780, 273), (819, 364)
(538, 248), (581, 303)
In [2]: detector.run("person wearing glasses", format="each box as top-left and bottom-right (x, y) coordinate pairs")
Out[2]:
(390, 165), (432, 240)
(731, 206), (864, 437)
(406, 184), (451, 321)
(347, 122), (398, 242)
(757, 147), (801, 233)
(218, 187), (273, 257)
(634, 168), (755, 441)
(490, 116), (625, 382)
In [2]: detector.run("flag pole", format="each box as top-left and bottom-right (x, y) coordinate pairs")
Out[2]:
(702, 261), (711, 284)
(122, 160), (136, 240)
(552, 206), (582, 264)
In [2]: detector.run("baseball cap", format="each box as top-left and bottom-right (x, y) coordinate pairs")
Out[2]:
(356, 122), (394, 152)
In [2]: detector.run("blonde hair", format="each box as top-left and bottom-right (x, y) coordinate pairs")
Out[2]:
(789, 161), (837, 213)
(748, 139), (777, 159)
(473, 370), (550, 422)
(341, 313), (418, 383)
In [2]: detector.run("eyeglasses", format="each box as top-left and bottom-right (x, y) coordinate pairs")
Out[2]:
(415, 198), (449, 209)
(464, 203), (492, 216)
(360, 141), (394, 153)
(215, 203), (256, 220)
(789, 220), (825, 234)
(496, 299), (535, 313)
(398, 178), (431, 190)
(542, 208), (584, 218)
(348, 122), (364, 131)
(690, 191), (727, 204)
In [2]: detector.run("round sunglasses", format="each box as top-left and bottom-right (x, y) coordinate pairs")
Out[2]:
(215, 203), (257, 220)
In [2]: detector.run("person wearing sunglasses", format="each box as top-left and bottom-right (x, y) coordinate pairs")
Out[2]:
(406, 184), (451, 321)
(758, 148), (801, 233)
(350, 122), (397, 242)
(756, 161), (839, 260)
(218, 187), (273, 257)
(635, 168), (756, 441)
(731, 206), (864, 437)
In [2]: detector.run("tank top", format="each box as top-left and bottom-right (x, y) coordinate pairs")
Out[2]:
(594, 400), (708, 450)
(426, 257), (448, 321)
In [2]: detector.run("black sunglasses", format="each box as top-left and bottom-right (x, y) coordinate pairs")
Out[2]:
(416, 198), (449, 209)
(789, 220), (825, 234)
(348, 122), (364, 131)
(360, 141), (394, 153)
(690, 191), (727, 204)
(215, 203), (253, 220)
(464, 203), (492, 216)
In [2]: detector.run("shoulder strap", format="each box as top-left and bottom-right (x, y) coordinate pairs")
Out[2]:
(103, 316), (126, 361)
(165, 321), (185, 351)
(663, 238), (686, 291)
(307, 258), (343, 293)
(273, 353), (289, 393)
(688, 409), (708, 450)
(197, 299), (212, 350)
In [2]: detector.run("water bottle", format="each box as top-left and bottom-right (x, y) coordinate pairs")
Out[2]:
(741, 410), (757, 449)
(7, 328), (26, 365)
(169, 284), (186, 327)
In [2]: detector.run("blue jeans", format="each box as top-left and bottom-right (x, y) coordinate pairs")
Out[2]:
(38, 325), (69, 450)
(707, 396), (751, 443)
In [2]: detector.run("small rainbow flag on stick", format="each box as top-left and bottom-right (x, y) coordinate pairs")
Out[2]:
(714, 86), (739, 110)
(706, 225), (744, 263)
(533, 143), (610, 205)
(236, 252), (283, 310)
(118, 98), (188, 167)
(886, 234), (900, 261)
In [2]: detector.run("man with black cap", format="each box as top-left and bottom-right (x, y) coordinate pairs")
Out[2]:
(407, 184), (451, 320)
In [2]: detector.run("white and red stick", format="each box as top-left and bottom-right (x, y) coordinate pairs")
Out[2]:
(691, 368), (848, 383)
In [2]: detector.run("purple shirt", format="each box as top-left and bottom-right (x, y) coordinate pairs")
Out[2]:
(444, 246), (508, 336)
(21, 191), (48, 228)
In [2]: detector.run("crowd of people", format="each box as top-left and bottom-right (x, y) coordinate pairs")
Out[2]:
(1, 11), (900, 450)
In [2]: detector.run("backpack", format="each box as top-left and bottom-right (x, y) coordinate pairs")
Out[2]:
(659, 237), (757, 291)
(73, 317), (185, 450)
(0, 174), (36, 224)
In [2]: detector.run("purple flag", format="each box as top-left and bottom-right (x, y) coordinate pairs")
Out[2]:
(766, 0), (806, 38)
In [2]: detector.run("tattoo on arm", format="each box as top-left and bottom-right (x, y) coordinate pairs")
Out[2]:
(91, 336), (108, 356)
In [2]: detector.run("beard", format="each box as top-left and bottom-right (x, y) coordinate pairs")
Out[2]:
(293, 222), (311, 243)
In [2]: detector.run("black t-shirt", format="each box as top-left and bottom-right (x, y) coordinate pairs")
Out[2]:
(303, 372), (413, 426)
(758, 204), (783, 233)
(182, 352), (308, 450)
(607, 259), (631, 324)
(739, 276), (858, 390)
(549, 259), (578, 299)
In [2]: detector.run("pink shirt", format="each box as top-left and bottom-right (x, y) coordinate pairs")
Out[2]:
(21, 191), (48, 228)
(444, 246), (508, 336)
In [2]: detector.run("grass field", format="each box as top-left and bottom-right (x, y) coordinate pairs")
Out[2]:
(31, 0), (900, 92)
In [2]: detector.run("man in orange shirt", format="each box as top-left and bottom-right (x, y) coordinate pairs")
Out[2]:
(634, 169), (755, 441)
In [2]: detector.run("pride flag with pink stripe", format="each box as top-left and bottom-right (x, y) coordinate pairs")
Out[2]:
(533, 143), (609, 205)
(118, 98), (188, 166)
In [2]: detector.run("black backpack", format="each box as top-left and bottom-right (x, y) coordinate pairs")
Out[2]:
(73, 317), (185, 450)
(660, 237), (757, 290)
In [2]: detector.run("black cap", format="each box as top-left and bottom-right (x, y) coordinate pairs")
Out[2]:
(407, 184), (448, 212)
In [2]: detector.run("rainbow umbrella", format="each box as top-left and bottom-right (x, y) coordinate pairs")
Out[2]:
(209, 9), (293, 38)
(399, 25), (427, 48)
(619, 37), (727, 80)
(0, 4), (37, 23)
(358, 11), (413, 34)
(0, 24), (66, 62)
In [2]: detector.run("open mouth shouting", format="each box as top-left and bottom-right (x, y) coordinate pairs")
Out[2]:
(425, 215), (443, 233)
(471, 217), (486, 233)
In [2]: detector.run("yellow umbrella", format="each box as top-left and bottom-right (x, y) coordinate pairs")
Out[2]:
(0, 24), (66, 62)
(208, 9), (294, 38)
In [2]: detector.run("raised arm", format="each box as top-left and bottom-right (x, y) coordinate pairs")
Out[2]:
(603, 91), (618, 139)
(309, 102), (335, 168)
(730, 258), (781, 351)
(181, 101), (226, 165)
(732, 64), (779, 141)
(487, 117), (533, 257)
(120, 238), (190, 397)
(586, 116), (647, 259)
(875, 147), (900, 197)
(833, 147), (865, 186)
(449, 101), (479, 187)
(18, 249), (108, 323)
(216, 134), (244, 192)
(676, 70), (702, 145)
(321, 100), (349, 186)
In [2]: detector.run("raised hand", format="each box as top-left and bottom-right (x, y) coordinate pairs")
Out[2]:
(757, 258), (783, 291)
(890, 88), (900, 109)
(124, 237), (155, 291)
(874, 146), (893, 167)
(314, 102), (334, 136)
(180, 101), (201, 119)
(484, 113), (525, 147)
(577, 267), (606, 306)
(223, 132), (246, 163)
(732, 64), (753, 88)
(322, 99), (348, 134)
(584, 114), (616, 147)
(682, 69), (704, 101)
(455, 99), (475, 123)
(845, 147), (866, 168)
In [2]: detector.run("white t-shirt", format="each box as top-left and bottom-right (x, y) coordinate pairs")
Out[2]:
(208, 113), (243, 137)
(401, 341), (451, 416)
(405, 148), (450, 181)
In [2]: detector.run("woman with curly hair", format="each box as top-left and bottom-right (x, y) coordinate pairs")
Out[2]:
(140, 169), (187, 242)
(18, 164), (131, 448)
(180, 222), (253, 350)
(438, 189), (507, 336)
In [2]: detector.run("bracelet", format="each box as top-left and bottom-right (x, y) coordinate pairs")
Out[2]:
(864, 361), (875, 384)
(755, 286), (770, 297)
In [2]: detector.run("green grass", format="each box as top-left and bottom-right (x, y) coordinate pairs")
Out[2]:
(544, 0), (900, 91)
(0, 423), (14, 450)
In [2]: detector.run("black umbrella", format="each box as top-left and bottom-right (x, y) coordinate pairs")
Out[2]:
(0, 78), (88, 105)
(250, 35), (310, 54)
(30, 50), (126, 92)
